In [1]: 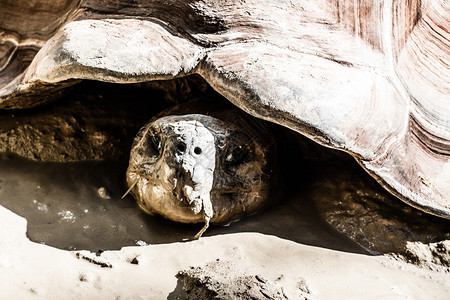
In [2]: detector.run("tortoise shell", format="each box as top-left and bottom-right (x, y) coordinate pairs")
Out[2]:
(0, 0), (448, 218)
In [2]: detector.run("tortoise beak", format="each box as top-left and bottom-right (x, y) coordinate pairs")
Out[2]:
(172, 168), (197, 205)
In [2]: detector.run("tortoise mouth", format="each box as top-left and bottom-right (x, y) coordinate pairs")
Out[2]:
(132, 164), (254, 200)
(171, 168), (197, 205)
(143, 176), (252, 205)
(129, 169), (254, 221)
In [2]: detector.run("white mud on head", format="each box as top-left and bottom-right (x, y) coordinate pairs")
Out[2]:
(168, 120), (215, 238)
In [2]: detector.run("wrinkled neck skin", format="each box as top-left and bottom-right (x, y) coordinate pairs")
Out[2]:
(125, 114), (272, 238)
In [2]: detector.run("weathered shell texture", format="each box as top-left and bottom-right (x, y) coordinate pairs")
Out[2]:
(0, 1), (449, 217)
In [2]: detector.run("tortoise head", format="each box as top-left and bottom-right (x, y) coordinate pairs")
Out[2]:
(125, 114), (274, 238)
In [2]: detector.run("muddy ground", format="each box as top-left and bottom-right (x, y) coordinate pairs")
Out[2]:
(0, 77), (449, 298)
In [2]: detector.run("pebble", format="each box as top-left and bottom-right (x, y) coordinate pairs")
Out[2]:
(98, 187), (111, 200)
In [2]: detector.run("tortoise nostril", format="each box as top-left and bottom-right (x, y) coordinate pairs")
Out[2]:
(177, 142), (186, 153)
(194, 147), (202, 155)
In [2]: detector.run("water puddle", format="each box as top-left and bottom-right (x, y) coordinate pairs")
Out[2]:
(0, 152), (367, 254)
(0, 155), (202, 251)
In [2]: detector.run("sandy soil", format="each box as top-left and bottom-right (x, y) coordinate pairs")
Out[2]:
(0, 154), (449, 299)
(0, 205), (449, 299)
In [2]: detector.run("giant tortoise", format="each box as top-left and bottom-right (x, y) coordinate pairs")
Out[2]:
(0, 0), (449, 236)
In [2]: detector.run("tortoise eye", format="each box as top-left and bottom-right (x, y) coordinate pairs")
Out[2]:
(177, 142), (186, 153)
(227, 145), (250, 166)
(145, 129), (161, 156)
